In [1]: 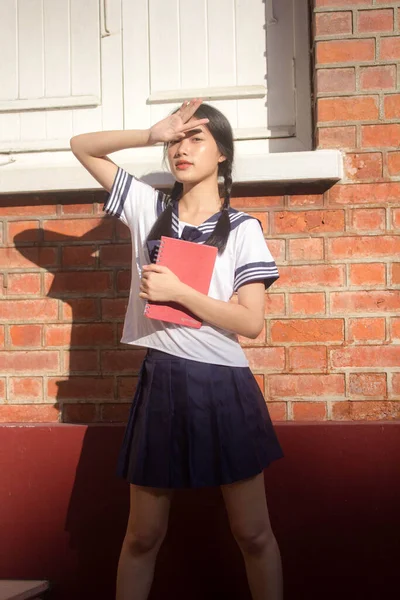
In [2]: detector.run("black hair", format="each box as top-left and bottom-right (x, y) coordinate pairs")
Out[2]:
(146, 103), (234, 254)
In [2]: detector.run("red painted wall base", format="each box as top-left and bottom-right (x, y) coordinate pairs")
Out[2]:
(0, 423), (399, 600)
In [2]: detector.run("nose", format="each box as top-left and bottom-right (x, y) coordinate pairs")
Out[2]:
(174, 137), (190, 156)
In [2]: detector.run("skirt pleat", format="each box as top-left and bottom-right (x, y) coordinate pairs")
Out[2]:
(117, 349), (284, 489)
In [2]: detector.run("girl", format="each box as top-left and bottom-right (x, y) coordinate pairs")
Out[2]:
(70, 99), (284, 600)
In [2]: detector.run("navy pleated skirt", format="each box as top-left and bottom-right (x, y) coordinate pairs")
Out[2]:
(117, 348), (284, 489)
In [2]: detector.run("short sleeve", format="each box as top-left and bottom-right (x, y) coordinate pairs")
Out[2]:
(103, 166), (166, 227)
(234, 218), (279, 292)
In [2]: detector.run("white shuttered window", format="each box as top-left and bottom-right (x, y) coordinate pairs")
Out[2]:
(0, 0), (343, 192)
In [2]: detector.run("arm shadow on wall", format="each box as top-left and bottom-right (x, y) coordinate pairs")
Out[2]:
(11, 199), (253, 600)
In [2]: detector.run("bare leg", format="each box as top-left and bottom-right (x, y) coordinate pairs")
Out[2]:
(221, 473), (283, 600)
(116, 484), (174, 600)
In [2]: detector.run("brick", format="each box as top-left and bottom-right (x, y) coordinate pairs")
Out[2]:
(331, 291), (400, 313)
(0, 351), (59, 373)
(315, 12), (352, 36)
(244, 347), (285, 371)
(349, 373), (386, 398)
(101, 298), (129, 320)
(266, 240), (285, 263)
(316, 68), (355, 93)
(329, 182), (400, 204)
(289, 293), (326, 315)
(387, 152), (400, 176)
(275, 265), (344, 288)
(231, 196), (284, 209)
(288, 346), (327, 370)
(62, 246), (97, 267)
(316, 39), (375, 65)
(264, 294), (286, 316)
(117, 377), (139, 400)
(101, 349), (147, 374)
(348, 317), (386, 342)
(392, 208), (400, 229)
(62, 404), (98, 424)
(44, 271), (112, 295)
(392, 317), (400, 340)
(100, 404), (131, 423)
(380, 37), (400, 60)
(0, 203), (57, 217)
(392, 263), (400, 284)
(288, 195), (324, 207)
(274, 210), (344, 234)
(61, 204), (94, 215)
(349, 263), (386, 286)
(266, 402), (287, 421)
(8, 221), (41, 244)
(357, 9), (393, 33)
(62, 298), (99, 321)
(315, 0), (371, 5)
(9, 377), (43, 402)
(331, 345), (400, 368)
(384, 94), (400, 119)
(64, 350), (98, 373)
(116, 219), (131, 240)
(344, 153), (382, 181)
(269, 374), (344, 397)
(0, 405), (59, 423)
(293, 402), (327, 421)
(318, 96), (378, 123)
(0, 247), (57, 269)
(117, 270), (132, 293)
(360, 65), (396, 90)
(329, 236), (400, 258)
(270, 319), (343, 343)
(43, 218), (113, 241)
(9, 325), (42, 347)
(288, 238), (324, 261)
(362, 124), (400, 148)
(349, 208), (385, 232)
(47, 376), (114, 400)
(0, 299), (58, 322)
(45, 324), (114, 347)
(7, 273), (41, 295)
(317, 126), (356, 149)
(100, 245), (132, 267)
(247, 212), (268, 232)
(332, 401), (400, 421)
(392, 373), (400, 396)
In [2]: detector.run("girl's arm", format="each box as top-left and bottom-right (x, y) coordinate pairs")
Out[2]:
(70, 130), (152, 192)
(69, 99), (209, 192)
(140, 264), (265, 339)
(176, 281), (265, 339)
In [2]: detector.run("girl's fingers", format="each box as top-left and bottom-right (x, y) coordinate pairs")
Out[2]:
(179, 98), (203, 122)
(180, 118), (209, 132)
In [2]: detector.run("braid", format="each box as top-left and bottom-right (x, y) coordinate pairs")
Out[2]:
(204, 160), (233, 254)
(222, 161), (233, 210)
(146, 181), (183, 242)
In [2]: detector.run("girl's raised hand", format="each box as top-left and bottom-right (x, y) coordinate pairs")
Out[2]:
(148, 98), (209, 145)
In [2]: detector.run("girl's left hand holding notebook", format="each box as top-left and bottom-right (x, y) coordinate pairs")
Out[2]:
(140, 264), (184, 302)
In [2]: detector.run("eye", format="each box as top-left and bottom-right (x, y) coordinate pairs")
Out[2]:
(193, 137), (203, 142)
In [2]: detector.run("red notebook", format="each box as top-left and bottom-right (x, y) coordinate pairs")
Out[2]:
(144, 236), (218, 328)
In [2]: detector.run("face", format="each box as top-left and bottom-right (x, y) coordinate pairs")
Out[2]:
(167, 119), (225, 183)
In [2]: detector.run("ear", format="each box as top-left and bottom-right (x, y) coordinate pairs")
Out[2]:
(218, 155), (226, 163)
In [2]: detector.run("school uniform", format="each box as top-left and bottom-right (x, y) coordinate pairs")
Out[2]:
(103, 167), (284, 488)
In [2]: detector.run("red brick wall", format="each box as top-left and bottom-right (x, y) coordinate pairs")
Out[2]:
(0, 1), (399, 424)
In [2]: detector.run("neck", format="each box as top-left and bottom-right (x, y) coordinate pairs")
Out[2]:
(179, 174), (222, 215)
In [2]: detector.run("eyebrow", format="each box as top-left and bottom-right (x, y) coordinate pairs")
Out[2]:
(184, 128), (204, 137)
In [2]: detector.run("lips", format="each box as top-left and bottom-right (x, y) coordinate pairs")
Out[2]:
(176, 161), (193, 170)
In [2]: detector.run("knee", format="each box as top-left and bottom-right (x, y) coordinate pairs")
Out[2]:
(230, 522), (275, 557)
(124, 525), (167, 557)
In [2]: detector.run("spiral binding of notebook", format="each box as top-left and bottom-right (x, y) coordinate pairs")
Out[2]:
(143, 238), (165, 316)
